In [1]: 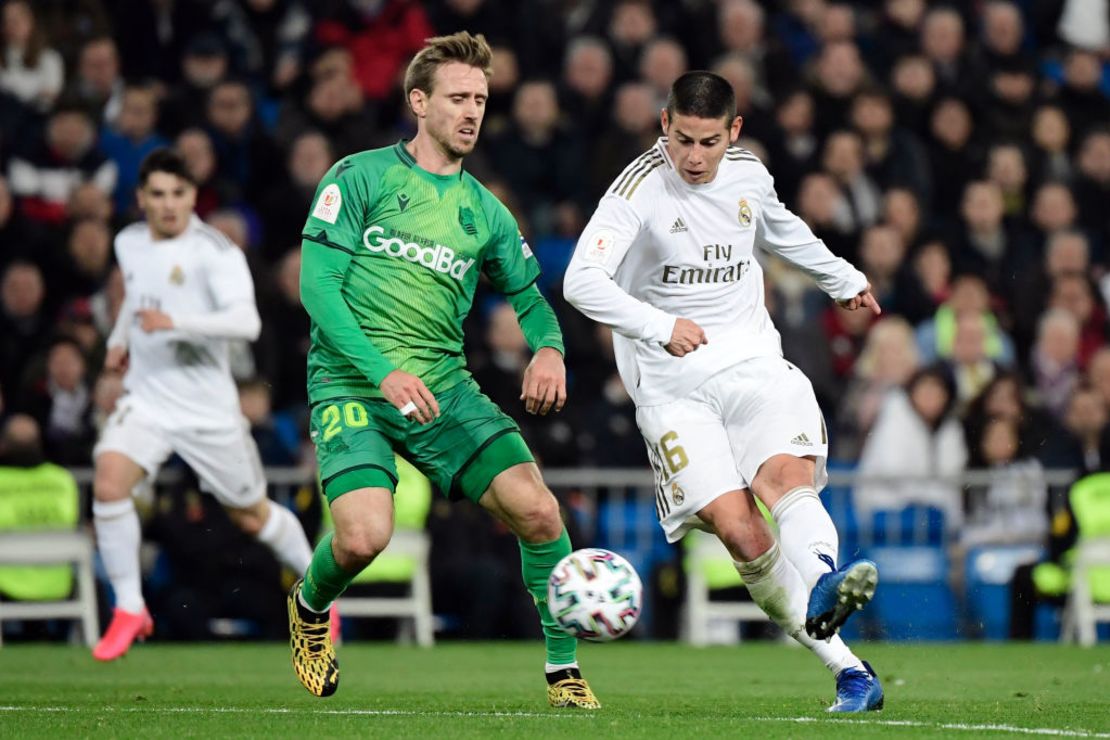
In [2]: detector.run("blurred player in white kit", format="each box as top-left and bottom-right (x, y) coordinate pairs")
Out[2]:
(564, 72), (884, 712)
(90, 149), (316, 661)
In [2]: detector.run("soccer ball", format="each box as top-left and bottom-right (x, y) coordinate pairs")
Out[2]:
(547, 548), (643, 641)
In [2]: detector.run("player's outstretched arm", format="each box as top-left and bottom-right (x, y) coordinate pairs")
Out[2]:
(300, 240), (438, 424)
(507, 285), (566, 415)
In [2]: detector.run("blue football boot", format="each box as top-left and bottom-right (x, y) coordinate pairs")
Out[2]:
(806, 558), (878, 640)
(828, 660), (884, 712)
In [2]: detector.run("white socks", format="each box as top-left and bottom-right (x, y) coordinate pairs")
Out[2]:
(93, 498), (145, 613)
(736, 542), (863, 675)
(256, 503), (313, 574)
(771, 486), (840, 591)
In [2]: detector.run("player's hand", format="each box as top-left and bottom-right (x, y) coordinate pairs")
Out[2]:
(104, 345), (128, 373)
(837, 284), (882, 315)
(137, 309), (175, 332)
(380, 370), (440, 424)
(521, 346), (567, 415)
(664, 318), (708, 357)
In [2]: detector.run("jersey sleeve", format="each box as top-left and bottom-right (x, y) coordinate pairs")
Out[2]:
(755, 175), (868, 302)
(301, 158), (374, 254)
(563, 194), (676, 345)
(171, 243), (261, 340)
(481, 201), (541, 295)
(205, 244), (257, 309)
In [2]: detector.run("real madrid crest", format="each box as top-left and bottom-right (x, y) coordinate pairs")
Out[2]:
(670, 481), (685, 506)
(169, 265), (185, 285)
(738, 198), (753, 228)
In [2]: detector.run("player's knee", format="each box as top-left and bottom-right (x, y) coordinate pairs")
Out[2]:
(335, 527), (392, 569)
(513, 493), (563, 543)
(93, 471), (131, 503)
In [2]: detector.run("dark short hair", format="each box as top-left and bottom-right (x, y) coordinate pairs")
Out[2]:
(138, 148), (195, 188)
(666, 71), (737, 124)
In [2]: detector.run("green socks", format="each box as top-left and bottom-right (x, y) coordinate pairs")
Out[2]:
(301, 532), (358, 612)
(519, 528), (577, 666)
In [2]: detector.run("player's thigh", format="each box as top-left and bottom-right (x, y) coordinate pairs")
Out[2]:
(174, 418), (268, 509)
(93, 400), (173, 499)
(405, 379), (533, 504)
(721, 357), (829, 501)
(310, 398), (401, 505)
(479, 461), (562, 542)
(329, 486), (395, 562)
(636, 396), (742, 544)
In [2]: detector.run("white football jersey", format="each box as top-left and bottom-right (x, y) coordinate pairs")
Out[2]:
(564, 138), (867, 406)
(112, 216), (259, 429)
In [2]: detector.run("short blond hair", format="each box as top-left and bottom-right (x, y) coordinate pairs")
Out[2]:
(403, 31), (492, 105)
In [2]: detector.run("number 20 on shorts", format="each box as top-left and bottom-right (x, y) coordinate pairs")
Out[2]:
(320, 401), (369, 441)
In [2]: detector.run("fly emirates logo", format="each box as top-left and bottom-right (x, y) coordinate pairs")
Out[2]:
(362, 225), (475, 280)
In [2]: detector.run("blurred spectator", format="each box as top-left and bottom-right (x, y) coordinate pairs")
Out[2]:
(160, 32), (230, 138)
(274, 49), (381, 159)
(487, 79), (583, 236)
(51, 217), (112, 303)
(258, 130), (334, 259)
(175, 127), (235, 218)
(99, 81), (168, 217)
(981, 63), (1038, 144)
(1049, 274), (1107, 369)
(856, 224), (907, 312)
(926, 97), (980, 218)
(976, 1), (1029, 73)
(711, 53), (774, 147)
(313, 0), (434, 102)
(573, 326), (644, 468)
(767, 89), (819, 207)
(985, 142), (1029, 218)
(71, 36), (123, 125)
(870, 0), (926, 73)
(1057, 48), (1110, 143)
(471, 301), (528, 421)
(821, 301), (875, 380)
(559, 36), (613, 143)
(962, 416), (1048, 548)
(481, 44), (519, 134)
(1031, 308), (1082, 420)
(1028, 183), (1080, 247)
(639, 37), (687, 110)
(238, 377), (297, 466)
(951, 180), (1035, 304)
(1029, 105), (1074, 186)
(607, 0), (658, 84)
(0, 0), (63, 112)
(821, 129), (881, 234)
(920, 6), (971, 96)
(833, 316), (920, 461)
(8, 101), (117, 226)
(67, 181), (114, 225)
(1013, 230), (1092, 354)
(900, 239), (952, 325)
(947, 312), (1000, 412)
(222, 0), (312, 93)
(849, 89), (930, 203)
(589, 81), (658, 202)
(204, 78), (280, 195)
(889, 53), (936, 134)
(0, 260), (47, 396)
(19, 336), (94, 465)
(882, 187), (924, 252)
(809, 41), (869, 137)
(256, 248), (309, 412)
(964, 371), (1060, 468)
(714, 0), (795, 101)
(1089, 347), (1110, 412)
(1073, 128), (1110, 251)
(856, 366), (967, 528)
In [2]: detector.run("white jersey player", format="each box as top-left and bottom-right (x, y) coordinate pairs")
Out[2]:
(564, 72), (884, 712)
(90, 149), (316, 661)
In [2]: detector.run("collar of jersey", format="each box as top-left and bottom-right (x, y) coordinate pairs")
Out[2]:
(394, 139), (464, 187)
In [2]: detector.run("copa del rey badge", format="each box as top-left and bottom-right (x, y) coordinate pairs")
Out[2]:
(313, 183), (342, 224)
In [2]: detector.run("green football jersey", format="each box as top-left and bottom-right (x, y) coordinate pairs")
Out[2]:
(301, 140), (540, 403)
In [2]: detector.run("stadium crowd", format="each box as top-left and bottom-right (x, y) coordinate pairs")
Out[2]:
(0, 0), (1109, 638)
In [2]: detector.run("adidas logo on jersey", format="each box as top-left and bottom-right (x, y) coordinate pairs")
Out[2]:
(670, 217), (688, 233)
(790, 432), (813, 447)
(362, 225), (475, 280)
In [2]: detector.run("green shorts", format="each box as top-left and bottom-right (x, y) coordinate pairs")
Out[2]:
(311, 378), (534, 504)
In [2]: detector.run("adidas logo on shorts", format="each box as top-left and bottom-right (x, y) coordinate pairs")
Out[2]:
(790, 432), (813, 447)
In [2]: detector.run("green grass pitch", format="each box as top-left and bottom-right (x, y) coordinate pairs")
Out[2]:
(0, 642), (1107, 737)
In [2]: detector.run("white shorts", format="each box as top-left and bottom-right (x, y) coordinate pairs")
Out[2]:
(636, 356), (829, 543)
(93, 397), (267, 509)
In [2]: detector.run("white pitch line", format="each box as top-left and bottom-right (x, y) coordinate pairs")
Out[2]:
(0, 706), (1107, 736)
(750, 716), (1110, 738)
(0, 706), (591, 720)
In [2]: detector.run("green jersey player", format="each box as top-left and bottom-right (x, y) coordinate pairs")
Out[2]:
(286, 31), (598, 709)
